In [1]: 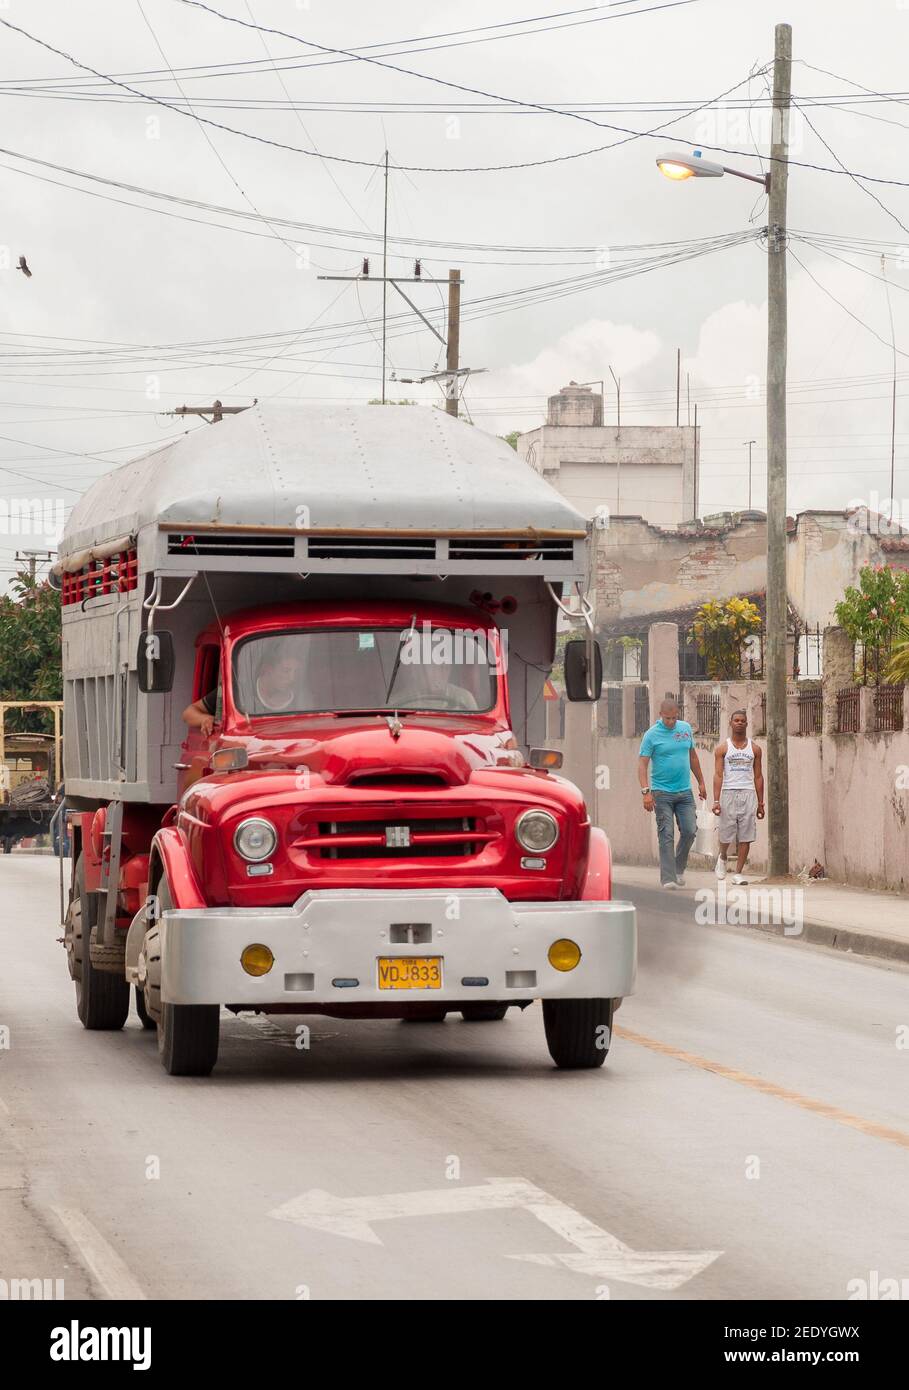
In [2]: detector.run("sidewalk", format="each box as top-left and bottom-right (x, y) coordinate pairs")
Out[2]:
(613, 862), (909, 965)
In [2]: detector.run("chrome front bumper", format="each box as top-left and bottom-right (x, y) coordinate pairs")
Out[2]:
(156, 888), (636, 1007)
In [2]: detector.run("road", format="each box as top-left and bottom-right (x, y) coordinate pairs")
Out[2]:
(1, 855), (907, 1301)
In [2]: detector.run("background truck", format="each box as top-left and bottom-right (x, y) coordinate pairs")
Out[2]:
(53, 402), (635, 1075)
(0, 703), (63, 853)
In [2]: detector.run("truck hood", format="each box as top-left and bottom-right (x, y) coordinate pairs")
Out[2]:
(215, 714), (518, 788)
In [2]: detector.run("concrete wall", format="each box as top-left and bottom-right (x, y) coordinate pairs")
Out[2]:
(548, 623), (908, 890)
(554, 693), (909, 892)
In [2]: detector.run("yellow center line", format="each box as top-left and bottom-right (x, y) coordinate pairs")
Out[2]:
(615, 1024), (909, 1151)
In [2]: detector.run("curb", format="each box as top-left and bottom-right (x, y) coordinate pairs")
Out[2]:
(613, 877), (909, 967)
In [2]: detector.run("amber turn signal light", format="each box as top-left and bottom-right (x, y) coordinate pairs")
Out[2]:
(548, 939), (581, 972)
(241, 944), (274, 977)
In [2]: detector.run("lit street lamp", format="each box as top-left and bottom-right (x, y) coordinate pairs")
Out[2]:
(655, 150), (770, 190)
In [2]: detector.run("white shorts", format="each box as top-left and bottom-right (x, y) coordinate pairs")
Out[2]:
(718, 788), (758, 844)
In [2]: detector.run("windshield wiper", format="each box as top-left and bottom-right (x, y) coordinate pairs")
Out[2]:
(383, 613), (417, 706)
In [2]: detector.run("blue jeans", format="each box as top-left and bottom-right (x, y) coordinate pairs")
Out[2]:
(653, 790), (697, 885)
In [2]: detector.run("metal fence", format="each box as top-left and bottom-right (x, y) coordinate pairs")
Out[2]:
(634, 684), (650, 736)
(695, 690), (721, 738)
(797, 685), (823, 735)
(836, 686), (861, 734)
(856, 640), (893, 687)
(874, 684), (904, 733)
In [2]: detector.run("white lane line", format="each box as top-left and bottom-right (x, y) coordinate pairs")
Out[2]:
(0, 1095), (10, 1115)
(51, 1206), (146, 1301)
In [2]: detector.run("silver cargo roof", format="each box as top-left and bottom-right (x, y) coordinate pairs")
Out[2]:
(60, 402), (586, 557)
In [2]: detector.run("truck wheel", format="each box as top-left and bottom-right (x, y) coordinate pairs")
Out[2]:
(152, 879), (220, 1076)
(158, 1003), (220, 1076)
(134, 985), (155, 1031)
(70, 856), (130, 1031)
(542, 998), (614, 1070)
(461, 1003), (508, 1022)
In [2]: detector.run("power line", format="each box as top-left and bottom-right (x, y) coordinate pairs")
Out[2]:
(0, 13), (765, 175)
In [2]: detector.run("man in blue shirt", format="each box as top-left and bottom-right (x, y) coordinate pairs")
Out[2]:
(638, 698), (707, 889)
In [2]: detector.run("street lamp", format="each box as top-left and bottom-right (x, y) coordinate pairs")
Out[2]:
(655, 150), (770, 190)
(653, 23), (792, 879)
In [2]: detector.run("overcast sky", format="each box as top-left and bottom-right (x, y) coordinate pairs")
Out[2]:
(2, 0), (909, 583)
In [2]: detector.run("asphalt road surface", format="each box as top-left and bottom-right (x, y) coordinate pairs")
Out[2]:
(1, 856), (907, 1301)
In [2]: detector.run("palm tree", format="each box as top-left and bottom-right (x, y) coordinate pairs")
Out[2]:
(885, 617), (909, 684)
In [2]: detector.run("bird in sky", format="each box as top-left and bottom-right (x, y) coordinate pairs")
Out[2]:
(16, 255), (32, 278)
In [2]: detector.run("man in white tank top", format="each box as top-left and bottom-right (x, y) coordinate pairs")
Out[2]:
(712, 709), (764, 884)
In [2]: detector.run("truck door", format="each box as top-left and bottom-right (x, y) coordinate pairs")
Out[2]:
(177, 642), (222, 797)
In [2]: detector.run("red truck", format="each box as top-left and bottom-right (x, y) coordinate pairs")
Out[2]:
(54, 403), (635, 1075)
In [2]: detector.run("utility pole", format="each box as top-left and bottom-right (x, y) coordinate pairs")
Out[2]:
(381, 150), (389, 405)
(881, 254), (897, 503)
(765, 21), (792, 877)
(745, 439), (756, 510)
(15, 549), (52, 581)
(167, 401), (253, 423)
(675, 347), (681, 426)
(446, 268), (461, 417)
(319, 263), (471, 411)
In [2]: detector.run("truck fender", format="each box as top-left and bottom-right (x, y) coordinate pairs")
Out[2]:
(580, 826), (612, 901)
(148, 826), (207, 912)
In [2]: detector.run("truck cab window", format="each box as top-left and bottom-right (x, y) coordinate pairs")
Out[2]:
(232, 628), (495, 716)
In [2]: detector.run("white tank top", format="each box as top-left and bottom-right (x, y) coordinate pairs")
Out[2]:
(723, 737), (754, 789)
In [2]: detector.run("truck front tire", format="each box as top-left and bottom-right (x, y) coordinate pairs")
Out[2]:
(542, 998), (614, 1069)
(151, 879), (220, 1076)
(69, 856), (130, 1031)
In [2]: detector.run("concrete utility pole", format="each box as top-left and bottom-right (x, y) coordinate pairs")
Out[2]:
(765, 21), (792, 877)
(319, 262), (469, 412)
(445, 268), (461, 417)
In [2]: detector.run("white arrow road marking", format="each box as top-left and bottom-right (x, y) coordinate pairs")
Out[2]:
(269, 1177), (722, 1289)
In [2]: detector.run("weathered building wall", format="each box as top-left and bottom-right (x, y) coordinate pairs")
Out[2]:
(596, 511), (892, 629)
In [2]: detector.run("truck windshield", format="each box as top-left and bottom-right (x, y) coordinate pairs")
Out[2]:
(231, 626), (497, 716)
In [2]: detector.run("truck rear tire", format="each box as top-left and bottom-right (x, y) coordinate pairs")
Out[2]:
(70, 856), (130, 1031)
(461, 1003), (508, 1022)
(153, 879), (220, 1076)
(542, 998), (613, 1070)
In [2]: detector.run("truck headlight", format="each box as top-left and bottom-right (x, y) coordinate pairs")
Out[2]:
(515, 808), (559, 853)
(234, 817), (277, 862)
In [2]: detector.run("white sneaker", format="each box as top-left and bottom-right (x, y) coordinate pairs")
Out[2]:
(714, 855), (727, 880)
(675, 875), (687, 887)
(731, 874), (748, 885)
(662, 880), (677, 890)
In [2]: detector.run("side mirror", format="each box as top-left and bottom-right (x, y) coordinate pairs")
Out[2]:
(137, 629), (176, 693)
(564, 638), (603, 702)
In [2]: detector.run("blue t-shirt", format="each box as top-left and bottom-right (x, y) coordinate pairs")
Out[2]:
(639, 719), (694, 793)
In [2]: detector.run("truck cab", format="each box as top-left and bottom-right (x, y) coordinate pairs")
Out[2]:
(54, 403), (635, 1075)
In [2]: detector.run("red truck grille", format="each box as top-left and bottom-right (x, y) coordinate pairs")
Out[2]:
(295, 816), (494, 860)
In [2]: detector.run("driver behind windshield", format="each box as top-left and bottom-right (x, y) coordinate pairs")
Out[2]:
(183, 644), (304, 733)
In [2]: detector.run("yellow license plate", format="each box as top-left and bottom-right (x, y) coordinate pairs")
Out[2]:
(377, 957), (442, 990)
